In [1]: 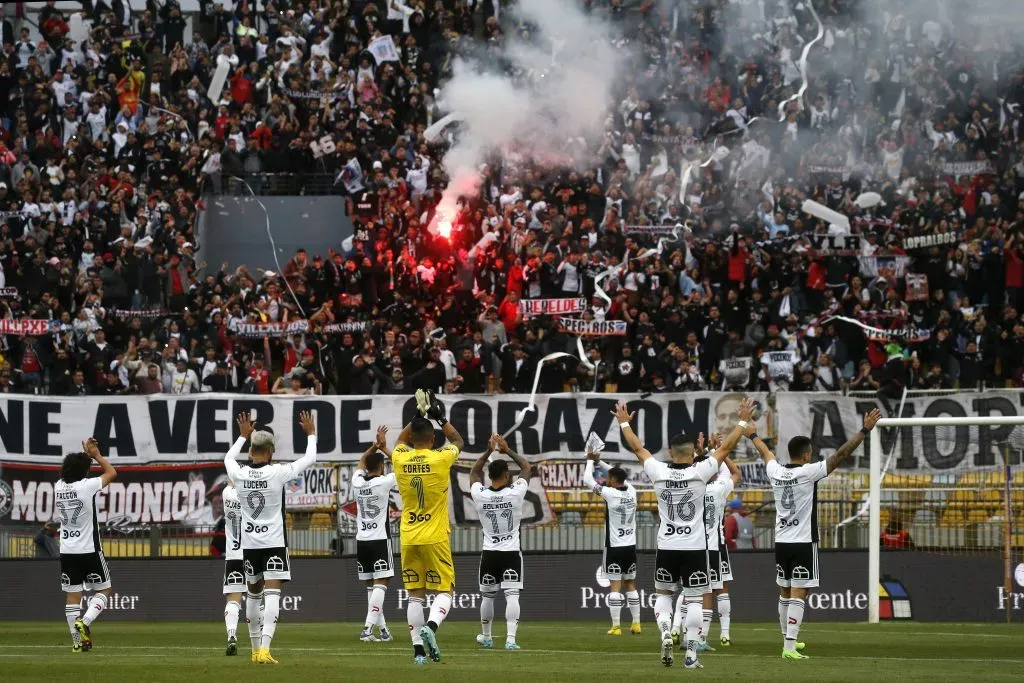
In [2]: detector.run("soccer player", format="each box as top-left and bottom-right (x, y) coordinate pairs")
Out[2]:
(751, 407), (881, 659)
(224, 410), (318, 664)
(352, 425), (396, 643)
(220, 481), (245, 655)
(469, 434), (533, 650)
(56, 439), (117, 652)
(670, 437), (741, 651)
(582, 448), (641, 635)
(711, 456), (740, 646)
(392, 389), (465, 664)
(615, 399), (751, 669)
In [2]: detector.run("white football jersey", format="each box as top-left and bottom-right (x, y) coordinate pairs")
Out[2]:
(352, 470), (396, 542)
(224, 435), (318, 549)
(471, 479), (529, 551)
(767, 459), (828, 543)
(644, 457), (719, 551)
(222, 485), (243, 561)
(704, 472), (734, 548)
(55, 477), (103, 554)
(583, 459), (637, 548)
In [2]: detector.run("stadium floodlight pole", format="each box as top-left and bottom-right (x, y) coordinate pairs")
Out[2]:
(869, 415), (1024, 624)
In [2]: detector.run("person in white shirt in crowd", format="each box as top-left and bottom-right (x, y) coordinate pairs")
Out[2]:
(168, 358), (200, 394)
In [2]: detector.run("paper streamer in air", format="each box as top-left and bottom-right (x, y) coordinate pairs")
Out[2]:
(801, 199), (851, 233)
(854, 192), (883, 209)
(716, 1), (824, 140)
(776, 2), (825, 121)
(592, 143), (728, 307)
(424, 112), (465, 143)
(500, 351), (577, 441)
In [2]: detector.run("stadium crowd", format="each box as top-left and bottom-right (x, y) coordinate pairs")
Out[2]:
(0, 0), (1022, 399)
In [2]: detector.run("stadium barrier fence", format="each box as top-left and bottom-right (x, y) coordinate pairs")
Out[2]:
(0, 552), (1015, 622)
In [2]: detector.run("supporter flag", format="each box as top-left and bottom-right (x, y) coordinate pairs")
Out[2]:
(367, 35), (400, 64)
(337, 158), (364, 194)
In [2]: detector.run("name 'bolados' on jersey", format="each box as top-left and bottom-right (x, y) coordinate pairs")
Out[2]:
(471, 479), (529, 552)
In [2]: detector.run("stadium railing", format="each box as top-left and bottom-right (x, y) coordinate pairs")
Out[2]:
(208, 172), (340, 196)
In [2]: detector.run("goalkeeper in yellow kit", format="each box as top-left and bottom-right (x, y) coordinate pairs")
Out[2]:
(392, 389), (465, 665)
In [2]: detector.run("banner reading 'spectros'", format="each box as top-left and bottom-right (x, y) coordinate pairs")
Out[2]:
(0, 392), (1020, 469)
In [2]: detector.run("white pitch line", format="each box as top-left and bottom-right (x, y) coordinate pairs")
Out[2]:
(747, 627), (1019, 639)
(1, 646), (1022, 665)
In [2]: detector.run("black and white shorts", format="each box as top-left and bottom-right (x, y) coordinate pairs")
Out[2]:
(243, 546), (291, 583)
(356, 539), (395, 581)
(775, 542), (819, 589)
(478, 550), (524, 593)
(707, 548), (722, 590)
(719, 544), (733, 583)
(223, 559), (246, 594)
(60, 551), (112, 593)
(654, 549), (710, 596)
(603, 545), (638, 581)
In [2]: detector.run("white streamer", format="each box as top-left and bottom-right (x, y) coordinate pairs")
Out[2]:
(501, 351), (577, 440)
(593, 143), (727, 307)
(230, 175), (307, 318)
(776, 2), (825, 121)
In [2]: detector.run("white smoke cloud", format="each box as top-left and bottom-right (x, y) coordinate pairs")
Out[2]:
(431, 0), (627, 226)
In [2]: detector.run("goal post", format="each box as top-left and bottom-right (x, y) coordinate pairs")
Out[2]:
(868, 415), (1024, 623)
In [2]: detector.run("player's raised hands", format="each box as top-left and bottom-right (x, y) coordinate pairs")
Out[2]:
(236, 413), (254, 439)
(738, 397), (755, 424)
(375, 425), (388, 450)
(863, 408), (882, 431)
(493, 434), (511, 454)
(709, 432), (722, 450)
(83, 438), (101, 459)
(696, 432), (705, 453)
(586, 448), (600, 461)
(299, 411), (317, 436)
(612, 401), (635, 425)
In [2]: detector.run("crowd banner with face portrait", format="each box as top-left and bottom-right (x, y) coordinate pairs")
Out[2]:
(0, 393), (771, 465)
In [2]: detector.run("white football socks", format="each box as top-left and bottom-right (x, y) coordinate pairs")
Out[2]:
(246, 591), (263, 650)
(259, 589), (281, 650)
(82, 593), (108, 626)
(504, 589), (521, 643)
(224, 600), (240, 640)
(626, 590), (641, 625)
(718, 594), (731, 639)
(480, 594), (495, 638)
(784, 598), (805, 650)
(607, 591), (624, 628)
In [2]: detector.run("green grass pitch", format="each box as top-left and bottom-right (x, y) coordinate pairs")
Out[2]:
(0, 621), (1020, 682)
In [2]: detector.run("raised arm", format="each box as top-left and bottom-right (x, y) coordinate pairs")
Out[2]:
(396, 421), (413, 447)
(440, 420), (465, 451)
(582, 449), (601, 491)
(374, 425), (391, 459)
(470, 435), (497, 487)
(613, 401), (653, 463)
(723, 456), (741, 486)
(826, 408), (881, 474)
(423, 390), (465, 451)
(283, 410), (319, 478)
(84, 439), (117, 487)
(226, 413), (254, 481)
(495, 434), (532, 482)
